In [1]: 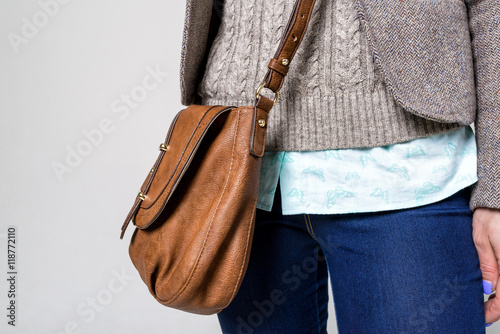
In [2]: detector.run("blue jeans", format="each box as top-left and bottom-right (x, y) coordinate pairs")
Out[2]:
(217, 181), (485, 333)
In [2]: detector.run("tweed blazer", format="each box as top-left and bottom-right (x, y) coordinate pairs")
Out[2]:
(178, 0), (500, 212)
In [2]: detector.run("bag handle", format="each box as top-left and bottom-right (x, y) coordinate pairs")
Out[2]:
(254, 0), (317, 111)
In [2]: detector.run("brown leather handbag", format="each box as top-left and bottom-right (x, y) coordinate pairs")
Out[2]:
(120, 0), (317, 315)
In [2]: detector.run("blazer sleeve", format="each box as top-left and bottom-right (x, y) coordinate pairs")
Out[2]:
(466, 0), (500, 212)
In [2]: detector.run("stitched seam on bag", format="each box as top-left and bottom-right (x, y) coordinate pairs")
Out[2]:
(162, 108), (241, 305)
(140, 106), (223, 211)
(225, 196), (256, 310)
(137, 107), (235, 229)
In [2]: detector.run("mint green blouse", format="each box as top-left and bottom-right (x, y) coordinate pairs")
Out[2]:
(256, 125), (478, 214)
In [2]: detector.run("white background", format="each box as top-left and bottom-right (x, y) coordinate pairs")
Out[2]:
(0, 1), (341, 333)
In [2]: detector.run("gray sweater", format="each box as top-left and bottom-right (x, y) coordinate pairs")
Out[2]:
(180, 0), (500, 212)
(197, 0), (462, 152)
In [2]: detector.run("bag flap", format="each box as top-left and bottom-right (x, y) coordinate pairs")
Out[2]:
(130, 105), (234, 229)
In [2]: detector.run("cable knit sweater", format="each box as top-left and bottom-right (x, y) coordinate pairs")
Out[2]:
(197, 0), (463, 152)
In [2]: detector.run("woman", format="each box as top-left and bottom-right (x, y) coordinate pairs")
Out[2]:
(180, 0), (500, 332)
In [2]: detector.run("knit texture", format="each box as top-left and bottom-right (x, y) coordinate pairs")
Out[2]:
(197, 0), (463, 152)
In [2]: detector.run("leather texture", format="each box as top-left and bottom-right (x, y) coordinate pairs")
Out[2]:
(263, 0), (317, 92)
(120, 0), (317, 315)
(124, 104), (269, 314)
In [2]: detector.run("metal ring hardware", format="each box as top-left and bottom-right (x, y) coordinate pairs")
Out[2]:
(255, 81), (280, 105)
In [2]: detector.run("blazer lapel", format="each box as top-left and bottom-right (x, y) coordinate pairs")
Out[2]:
(353, 0), (476, 124)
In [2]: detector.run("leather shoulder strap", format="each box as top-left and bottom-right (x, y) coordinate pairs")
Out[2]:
(254, 0), (317, 111)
